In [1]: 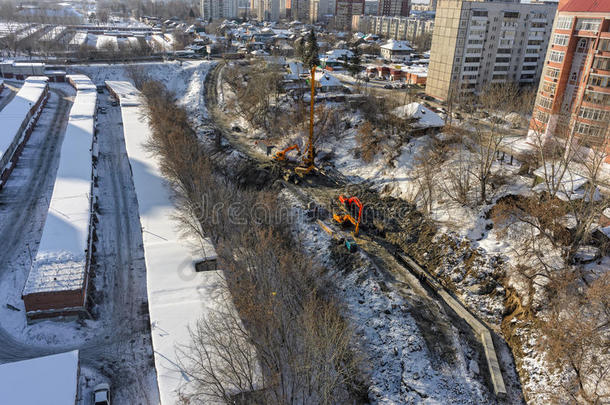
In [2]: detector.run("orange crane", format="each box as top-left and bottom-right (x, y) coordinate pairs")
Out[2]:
(274, 144), (300, 162)
(294, 65), (317, 177)
(332, 195), (363, 236)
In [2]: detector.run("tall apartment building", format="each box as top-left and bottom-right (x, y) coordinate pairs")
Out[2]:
(426, 0), (557, 102)
(336, 0), (365, 29)
(201, 0), (239, 20)
(352, 14), (434, 40)
(378, 0), (410, 17)
(311, 0), (335, 22)
(292, 0), (311, 21)
(529, 0), (610, 159)
(254, 0), (281, 20)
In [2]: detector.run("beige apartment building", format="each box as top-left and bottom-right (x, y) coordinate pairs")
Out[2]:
(426, 0), (557, 102)
(352, 14), (434, 41)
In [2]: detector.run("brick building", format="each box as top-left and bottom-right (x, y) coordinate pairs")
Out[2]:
(528, 0), (610, 162)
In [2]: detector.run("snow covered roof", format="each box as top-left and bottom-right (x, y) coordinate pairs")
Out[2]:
(106, 80), (141, 106)
(0, 76), (48, 173)
(381, 40), (413, 52)
(107, 81), (258, 404)
(24, 75), (96, 296)
(0, 350), (79, 405)
(532, 163), (601, 201)
(314, 70), (343, 89)
(325, 48), (354, 59)
(392, 102), (444, 128)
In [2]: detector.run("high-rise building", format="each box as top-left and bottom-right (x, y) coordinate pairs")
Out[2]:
(292, 0), (311, 21)
(528, 0), (610, 160)
(426, 0), (557, 102)
(311, 0), (335, 22)
(335, 0), (365, 30)
(201, 0), (239, 20)
(254, 0), (281, 20)
(377, 0), (410, 17)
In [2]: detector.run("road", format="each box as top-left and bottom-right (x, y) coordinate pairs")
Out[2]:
(0, 81), (18, 111)
(0, 87), (157, 404)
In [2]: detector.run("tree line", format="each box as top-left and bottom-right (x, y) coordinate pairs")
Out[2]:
(139, 80), (369, 404)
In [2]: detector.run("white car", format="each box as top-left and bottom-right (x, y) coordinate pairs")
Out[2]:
(93, 383), (111, 405)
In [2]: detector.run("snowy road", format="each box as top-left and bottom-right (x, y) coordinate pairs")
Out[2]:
(0, 82), (18, 112)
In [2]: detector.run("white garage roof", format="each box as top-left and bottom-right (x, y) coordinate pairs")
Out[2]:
(0, 350), (79, 405)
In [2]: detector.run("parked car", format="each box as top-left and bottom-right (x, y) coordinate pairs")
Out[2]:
(99, 107), (107, 114)
(111, 100), (118, 106)
(93, 383), (111, 405)
(383, 84), (393, 89)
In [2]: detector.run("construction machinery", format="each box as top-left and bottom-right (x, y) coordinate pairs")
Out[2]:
(273, 144), (300, 162)
(317, 219), (358, 252)
(294, 65), (317, 177)
(332, 195), (363, 236)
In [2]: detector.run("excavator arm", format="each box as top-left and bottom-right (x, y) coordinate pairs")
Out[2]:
(274, 144), (301, 161)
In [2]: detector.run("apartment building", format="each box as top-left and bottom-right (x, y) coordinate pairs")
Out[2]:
(310, 0), (335, 22)
(201, 0), (239, 20)
(426, 0), (557, 102)
(529, 0), (610, 160)
(411, 0), (437, 12)
(352, 14), (434, 40)
(292, 0), (311, 21)
(254, 0), (281, 20)
(336, 0), (365, 29)
(378, 0), (410, 17)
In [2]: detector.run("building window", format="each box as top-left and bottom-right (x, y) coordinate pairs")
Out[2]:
(542, 81), (557, 94)
(593, 56), (610, 70)
(545, 66), (560, 78)
(575, 18), (601, 32)
(584, 90), (610, 104)
(574, 122), (603, 138)
(556, 16), (573, 30)
(537, 95), (553, 109)
(549, 50), (565, 63)
(472, 10), (488, 17)
(504, 11), (519, 19)
(599, 39), (610, 52)
(495, 57), (510, 63)
(589, 74), (610, 88)
(552, 34), (569, 46)
(463, 66), (479, 72)
(465, 57), (480, 63)
(535, 110), (550, 123)
(579, 107), (608, 122)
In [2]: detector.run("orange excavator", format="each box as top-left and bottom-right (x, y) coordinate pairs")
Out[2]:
(274, 144), (300, 162)
(333, 195), (363, 236)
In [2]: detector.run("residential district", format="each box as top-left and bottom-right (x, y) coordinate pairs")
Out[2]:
(0, 0), (608, 404)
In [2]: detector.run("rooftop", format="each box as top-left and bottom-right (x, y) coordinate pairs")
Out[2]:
(559, 0), (610, 13)
(0, 351), (79, 405)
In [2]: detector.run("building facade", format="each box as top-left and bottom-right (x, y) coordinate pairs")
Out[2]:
(201, 0), (239, 20)
(378, 0), (410, 17)
(529, 0), (610, 160)
(352, 14), (434, 41)
(426, 0), (557, 102)
(336, 0), (365, 29)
